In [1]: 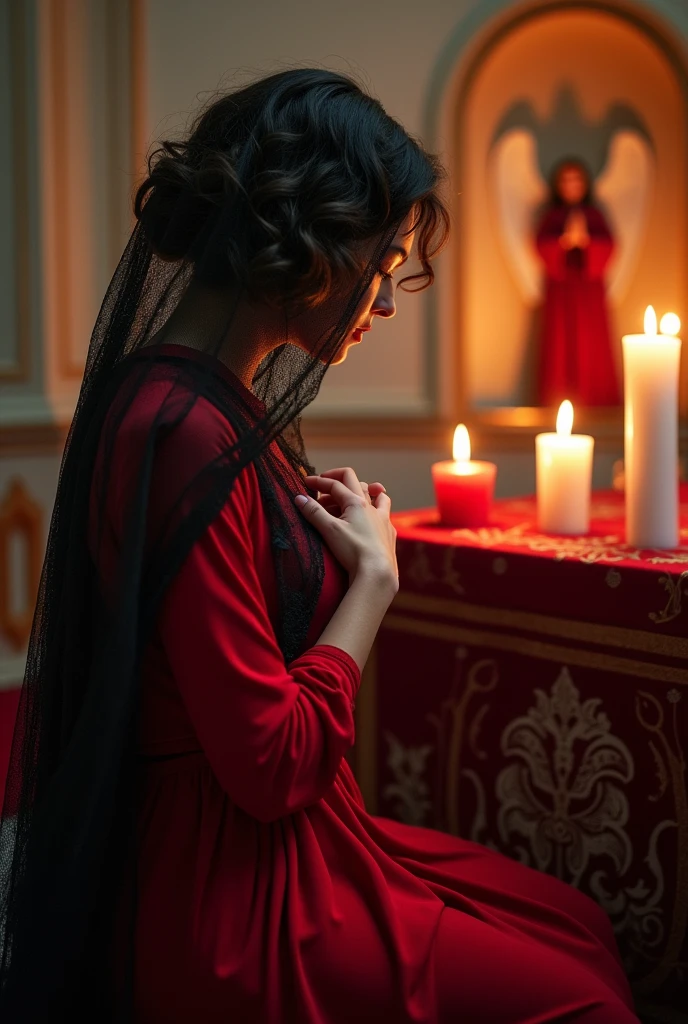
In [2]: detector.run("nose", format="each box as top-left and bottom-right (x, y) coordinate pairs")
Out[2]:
(371, 287), (396, 320)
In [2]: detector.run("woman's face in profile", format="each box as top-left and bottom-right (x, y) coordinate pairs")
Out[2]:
(556, 166), (588, 205)
(292, 209), (417, 366)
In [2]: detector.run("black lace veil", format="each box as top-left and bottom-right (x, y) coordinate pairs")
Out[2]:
(0, 67), (448, 1020)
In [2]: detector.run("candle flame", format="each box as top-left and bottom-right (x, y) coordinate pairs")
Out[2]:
(644, 305), (657, 336)
(556, 400), (574, 436)
(659, 312), (681, 336)
(452, 424), (471, 462)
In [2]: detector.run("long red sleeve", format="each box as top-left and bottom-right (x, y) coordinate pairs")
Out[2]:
(90, 368), (361, 824)
(156, 452), (360, 823)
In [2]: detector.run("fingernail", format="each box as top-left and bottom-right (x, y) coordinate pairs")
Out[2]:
(294, 494), (309, 507)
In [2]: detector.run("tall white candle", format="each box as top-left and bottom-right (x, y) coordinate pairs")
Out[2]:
(536, 400), (594, 535)
(623, 306), (681, 549)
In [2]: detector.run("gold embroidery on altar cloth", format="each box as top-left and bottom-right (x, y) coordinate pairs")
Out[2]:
(382, 732), (434, 826)
(605, 568), (622, 589)
(485, 670), (686, 993)
(406, 541), (465, 595)
(447, 523), (688, 566)
(649, 571), (688, 626)
(370, 639), (688, 993)
(631, 689), (688, 995)
(493, 671), (687, 993)
(371, 626), (688, 994)
(426, 653), (499, 837)
(495, 667), (634, 886)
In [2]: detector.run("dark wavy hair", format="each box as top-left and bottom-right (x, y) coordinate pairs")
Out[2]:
(549, 156), (593, 206)
(134, 68), (450, 311)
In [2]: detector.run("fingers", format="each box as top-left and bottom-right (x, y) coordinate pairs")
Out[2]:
(372, 491), (392, 517)
(304, 468), (366, 499)
(304, 475), (367, 511)
(305, 473), (387, 503)
(315, 485), (390, 519)
(294, 494), (341, 533)
(360, 483), (388, 507)
(303, 477), (368, 513)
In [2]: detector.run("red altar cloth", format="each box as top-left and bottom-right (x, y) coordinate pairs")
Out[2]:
(356, 487), (688, 1018)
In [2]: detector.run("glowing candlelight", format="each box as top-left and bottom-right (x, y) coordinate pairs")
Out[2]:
(659, 312), (681, 336)
(453, 424), (471, 462)
(535, 400), (594, 534)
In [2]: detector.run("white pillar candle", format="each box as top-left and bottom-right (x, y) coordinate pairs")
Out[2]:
(536, 401), (594, 535)
(622, 306), (681, 548)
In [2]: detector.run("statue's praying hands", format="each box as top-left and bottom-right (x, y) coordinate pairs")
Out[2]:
(560, 208), (590, 249)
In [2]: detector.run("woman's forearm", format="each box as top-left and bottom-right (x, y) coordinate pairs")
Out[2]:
(315, 566), (397, 672)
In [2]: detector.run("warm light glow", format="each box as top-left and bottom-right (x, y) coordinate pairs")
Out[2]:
(660, 312), (681, 336)
(452, 424), (471, 462)
(556, 400), (574, 437)
(644, 305), (657, 336)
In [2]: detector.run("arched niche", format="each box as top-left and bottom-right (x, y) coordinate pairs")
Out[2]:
(429, 0), (688, 449)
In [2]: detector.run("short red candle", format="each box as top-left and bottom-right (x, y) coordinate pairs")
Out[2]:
(431, 425), (497, 528)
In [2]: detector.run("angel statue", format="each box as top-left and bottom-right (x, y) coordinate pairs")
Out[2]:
(490, 129), (654, 407)
(534, 158), (618, 406)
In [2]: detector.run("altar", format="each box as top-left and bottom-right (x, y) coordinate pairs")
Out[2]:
(354, 486), (688, 1014)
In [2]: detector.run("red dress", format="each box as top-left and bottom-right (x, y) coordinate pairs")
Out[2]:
(535, 205), (621, 407)
(90, 344), (638, 1022)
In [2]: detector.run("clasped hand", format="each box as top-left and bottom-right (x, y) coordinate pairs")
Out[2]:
(294, 467), (398, 591)
(560, 208), (589, 250)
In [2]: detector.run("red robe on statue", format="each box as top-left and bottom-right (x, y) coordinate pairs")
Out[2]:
(91, 344), (639, 1022)
(535, 204), (620, 407)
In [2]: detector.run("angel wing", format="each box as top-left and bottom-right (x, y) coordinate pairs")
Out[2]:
(489, 129), (548, 305)
(595, 130), (654, 303)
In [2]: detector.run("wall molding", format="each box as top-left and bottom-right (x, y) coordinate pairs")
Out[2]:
(129, 0), (148, 190)
(0, 478), (42, 651)
(0, 0), (33, 383)
(0, 420), (70, 457)
(37, 0), (143, 395)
